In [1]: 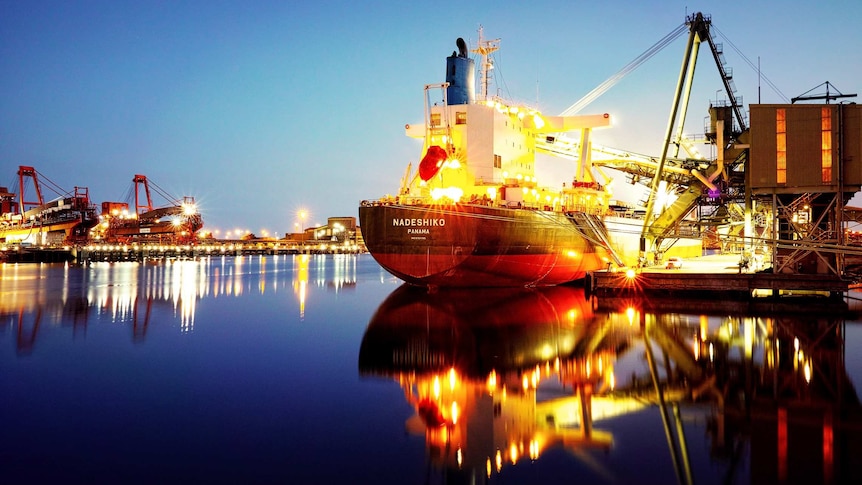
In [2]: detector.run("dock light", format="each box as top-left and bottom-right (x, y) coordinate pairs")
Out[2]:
(431, 187), (463, 202)
(532, 113), (545, 129)
(182, 202), (197, 215)
(625, 268), (636, 279)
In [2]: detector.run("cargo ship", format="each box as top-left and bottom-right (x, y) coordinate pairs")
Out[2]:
(0, 166), (98, 245)
(359, 33), (628, 287)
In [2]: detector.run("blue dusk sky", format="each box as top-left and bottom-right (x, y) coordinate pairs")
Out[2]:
(2, 0), (860, 236)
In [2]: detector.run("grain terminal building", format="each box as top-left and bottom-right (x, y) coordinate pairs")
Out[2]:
(748, 103), (861, 276)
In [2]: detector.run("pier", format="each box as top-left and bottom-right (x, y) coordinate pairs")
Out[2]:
(588, 254), (850, 298)
(1, 241), (364, 263)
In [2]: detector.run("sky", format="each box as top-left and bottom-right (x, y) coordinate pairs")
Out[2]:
(2, 0), (860, 237)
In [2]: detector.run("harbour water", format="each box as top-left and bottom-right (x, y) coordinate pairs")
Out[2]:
(3, 254), (862, 484)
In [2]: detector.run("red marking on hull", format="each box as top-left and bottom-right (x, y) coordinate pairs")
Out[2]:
(372, 252), (603, 287)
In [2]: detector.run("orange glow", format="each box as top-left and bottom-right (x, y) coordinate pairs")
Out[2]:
(778, 407), (788, 481)
(529, 439), (540, 460)
(487, 370), (497, 391)
(509, 443), (519, 464)
(821, 107), (832, 183)
(776, 109), (786, 184)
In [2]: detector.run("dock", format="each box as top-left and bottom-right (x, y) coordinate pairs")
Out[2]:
(588, 254), (851, 298)
(1, 241), (364, 263)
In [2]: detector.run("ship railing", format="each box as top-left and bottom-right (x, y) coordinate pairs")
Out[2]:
(562, 202), (608, 217)
(361, 196), (436, 207)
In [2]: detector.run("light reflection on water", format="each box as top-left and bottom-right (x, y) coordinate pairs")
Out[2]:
(2, 255), (862, 484)
(1, 254), (359, 343)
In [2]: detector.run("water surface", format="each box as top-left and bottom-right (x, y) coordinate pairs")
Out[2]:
(2, 254), (861, 484)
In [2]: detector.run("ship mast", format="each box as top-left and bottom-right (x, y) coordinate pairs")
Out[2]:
(471, 26), (500, 101)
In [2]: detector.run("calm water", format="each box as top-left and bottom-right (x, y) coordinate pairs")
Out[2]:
(3, 254), (862, 484)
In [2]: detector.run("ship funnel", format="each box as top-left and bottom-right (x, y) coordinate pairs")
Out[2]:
(446, 38), (475, 105)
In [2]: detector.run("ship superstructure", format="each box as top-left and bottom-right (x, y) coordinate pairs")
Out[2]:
(359, 32), (624, 287)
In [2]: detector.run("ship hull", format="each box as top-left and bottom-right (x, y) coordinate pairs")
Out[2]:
(0, 218), (95, 245)
(359, 203), (611, 287)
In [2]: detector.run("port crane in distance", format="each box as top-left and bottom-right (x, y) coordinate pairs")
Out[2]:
(96, 174), (203, 244)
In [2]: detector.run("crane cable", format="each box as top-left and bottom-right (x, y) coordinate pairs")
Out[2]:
(711, 25), (790, 104)
(560, 22), (689, 116)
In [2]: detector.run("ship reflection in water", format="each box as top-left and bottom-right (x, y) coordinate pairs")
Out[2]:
(1, 253), (356, 352)
(359, 286), (862, 484)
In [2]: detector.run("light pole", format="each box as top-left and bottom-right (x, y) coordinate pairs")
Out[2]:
(298, 210), (307, 243)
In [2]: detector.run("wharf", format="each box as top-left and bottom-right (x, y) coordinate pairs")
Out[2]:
(1, 242), (363, 263)
(589, 254), (850, 299)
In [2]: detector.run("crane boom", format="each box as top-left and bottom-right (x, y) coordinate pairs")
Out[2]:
(638, 12), (749, 264)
